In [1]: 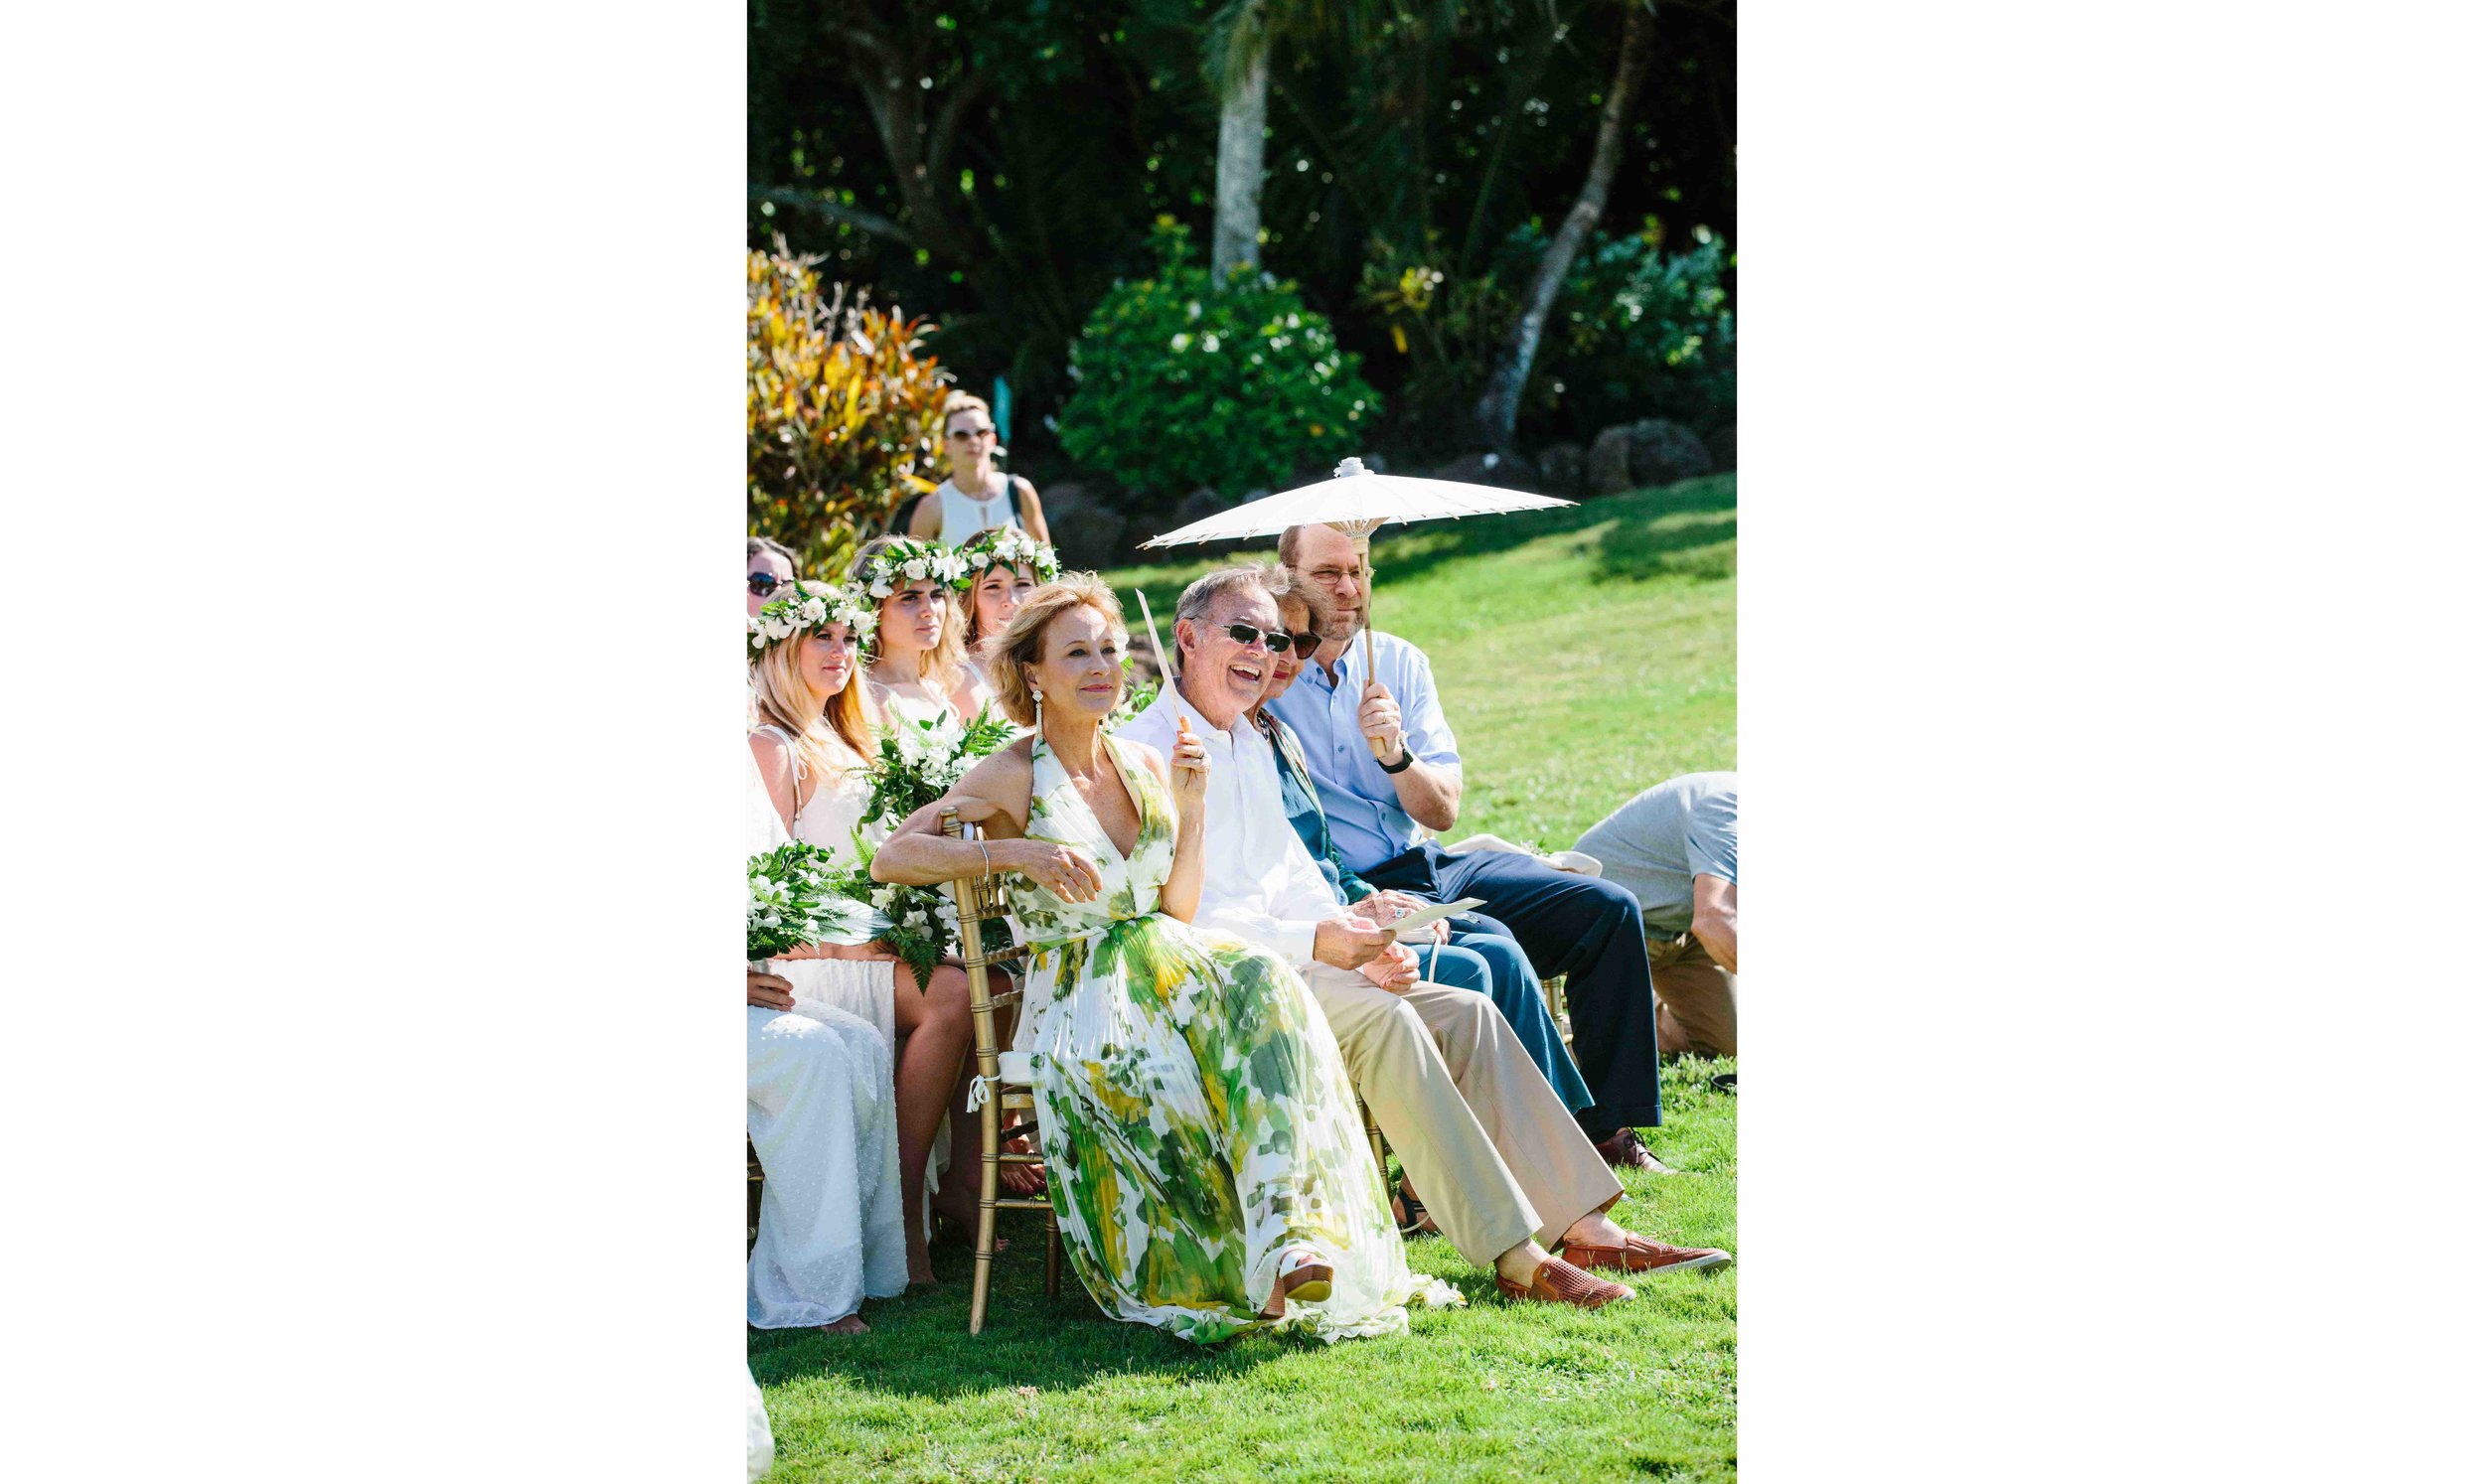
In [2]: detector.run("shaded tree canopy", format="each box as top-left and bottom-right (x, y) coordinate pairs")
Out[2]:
(750, 0), (1734, 485)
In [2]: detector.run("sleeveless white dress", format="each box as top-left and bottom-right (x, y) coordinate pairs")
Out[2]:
(932, 476), (1023, 545)
(753, 725), (898, 1041)
(745, 747), (908, 1327)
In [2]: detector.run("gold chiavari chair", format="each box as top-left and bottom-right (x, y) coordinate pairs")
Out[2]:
(941, 807), (1064, 1335)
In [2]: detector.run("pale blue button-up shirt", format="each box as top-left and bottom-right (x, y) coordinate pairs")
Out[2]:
(1264, 629), (1462, 874)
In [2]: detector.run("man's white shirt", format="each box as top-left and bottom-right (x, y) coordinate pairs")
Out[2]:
(1119, 684), (1345, 968)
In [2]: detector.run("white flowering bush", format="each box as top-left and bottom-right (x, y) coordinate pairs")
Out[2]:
(1057, 221), (1381, 502)
(856, 536), (970, 599)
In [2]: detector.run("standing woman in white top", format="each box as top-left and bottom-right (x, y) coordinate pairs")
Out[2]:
(907, 390), (1051, 547)
(747, 579), (983, 1285)
(852, 534), (994, 726)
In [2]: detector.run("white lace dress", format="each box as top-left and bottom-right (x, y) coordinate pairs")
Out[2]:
(745, 748), (908, 1327)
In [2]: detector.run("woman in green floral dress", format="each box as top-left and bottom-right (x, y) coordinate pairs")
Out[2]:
(871, 575), (1452, 1344)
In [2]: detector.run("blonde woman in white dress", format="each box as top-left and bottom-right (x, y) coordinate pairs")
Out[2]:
(744, 746), (905, 1332)
(851, 534), (995, 727)
(906, 390), (1050, 546)
(748, 578), (983, 1284)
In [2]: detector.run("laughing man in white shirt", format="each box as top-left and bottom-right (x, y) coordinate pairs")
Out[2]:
(1122, 565), (1730, 1307)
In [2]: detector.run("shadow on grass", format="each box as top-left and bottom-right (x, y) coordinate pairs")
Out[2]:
(748, 1206), (1305, 1401)
(1341, 474), (1737, 590)
(1110, 476), (1738, 623)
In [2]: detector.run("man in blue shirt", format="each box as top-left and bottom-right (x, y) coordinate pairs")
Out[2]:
(1245, 576), (1594, 1119)
(1267, 521), (1669, 1171)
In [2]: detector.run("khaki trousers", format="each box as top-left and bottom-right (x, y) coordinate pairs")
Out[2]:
(1647, 932), (1737, 1057)
(1303, 966), (1624, 1270)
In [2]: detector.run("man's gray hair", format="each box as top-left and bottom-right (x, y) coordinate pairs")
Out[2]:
(1173, 562), (1292, 628)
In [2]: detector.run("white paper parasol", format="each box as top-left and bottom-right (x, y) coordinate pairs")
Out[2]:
(1140, 456), (1574, 754)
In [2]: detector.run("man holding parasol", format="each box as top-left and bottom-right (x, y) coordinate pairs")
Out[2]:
(1142, 460), (1674, 1171)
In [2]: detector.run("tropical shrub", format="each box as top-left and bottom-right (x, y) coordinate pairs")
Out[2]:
(747, 237), (955, 578)
(1057, 222), (1382, 505)
(1356, 222), (1735, 454)
(1534, 224), (1735, 439)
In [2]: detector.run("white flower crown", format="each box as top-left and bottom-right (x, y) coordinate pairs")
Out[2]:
(748, 579), (880, 657)
(952, 526), (1062, 589)
(855, 536), (970, 599)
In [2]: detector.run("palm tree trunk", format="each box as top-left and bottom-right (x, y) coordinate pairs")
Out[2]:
(1473, 0), (1654, 450)
(1211, 38), (1270, 282)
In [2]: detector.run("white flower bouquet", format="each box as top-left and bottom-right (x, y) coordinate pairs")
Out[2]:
(852, 842), (969, 987)
(859, 705), (1019, 827)
(746, 841), (886, 964)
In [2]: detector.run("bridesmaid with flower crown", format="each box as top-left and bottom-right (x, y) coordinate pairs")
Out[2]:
(747, 578), (988, 1285)
(951, 525), (1061, 691)
(851, 534), (995, 729)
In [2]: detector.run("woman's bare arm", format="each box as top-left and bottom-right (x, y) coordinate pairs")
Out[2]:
(1015, 480), (1049, 545)
(748, 729), (803, 836)
(870, 748), (1032, 883)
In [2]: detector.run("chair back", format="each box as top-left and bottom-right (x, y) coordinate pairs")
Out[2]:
(940, 808), (1022, 1073)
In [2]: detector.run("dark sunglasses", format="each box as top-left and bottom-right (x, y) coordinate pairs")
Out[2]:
(1220, 622), (1313, 655)
(747, 572), (791, 597)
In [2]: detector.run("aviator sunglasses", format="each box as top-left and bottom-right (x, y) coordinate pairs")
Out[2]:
(1218, 622), (1320, 656)
(747, 572), (791, 598)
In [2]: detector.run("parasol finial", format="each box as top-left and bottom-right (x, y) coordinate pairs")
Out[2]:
(1333, 456), (1370, 479)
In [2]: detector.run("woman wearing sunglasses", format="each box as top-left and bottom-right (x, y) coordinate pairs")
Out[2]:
(1243, 581), (1595, 1233)
(851, 534), (997, 729)
(748, 580), (986, 1289)
(747, 535), (799, 619)
(906, 391), (1051, 547)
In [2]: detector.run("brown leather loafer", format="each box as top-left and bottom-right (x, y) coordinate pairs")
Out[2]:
(1563, 1234), (1733, 1276)
(1592, 1128), (1678, 1174)
(1494, 1257), (1635, 1310)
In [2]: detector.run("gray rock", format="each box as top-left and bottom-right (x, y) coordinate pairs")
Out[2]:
(1170, 486), (1232, 531)
(1587, 424), (1636, 496)
(1534, 441), (1586, 497)
(1038, 481), (1127, 570)
(1431, 449), (1539, 492)
(1627, 418), (1713, 488)
(1704, 423), (1736, 472)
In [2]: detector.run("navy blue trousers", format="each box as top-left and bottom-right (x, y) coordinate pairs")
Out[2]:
(1416, 932), (1595, 1113)
(1363, 841), (1662, 1134)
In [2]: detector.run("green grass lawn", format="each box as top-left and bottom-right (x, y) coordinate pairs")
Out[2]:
(753, 476), (1739, 1481)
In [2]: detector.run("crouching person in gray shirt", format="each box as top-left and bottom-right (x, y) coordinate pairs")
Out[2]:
(1573, 774), (1738, 1058)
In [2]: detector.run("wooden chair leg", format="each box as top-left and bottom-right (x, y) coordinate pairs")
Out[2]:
(970, 1096), (1000, 1336)
(1044, 1210), (1061, 1300)
(1359, 1097), (1388, 1179)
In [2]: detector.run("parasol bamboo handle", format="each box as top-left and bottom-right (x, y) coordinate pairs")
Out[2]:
(1360, 534), (1391, 760)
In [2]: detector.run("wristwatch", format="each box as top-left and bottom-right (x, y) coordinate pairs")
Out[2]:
(1378, 748), (1414, 775)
